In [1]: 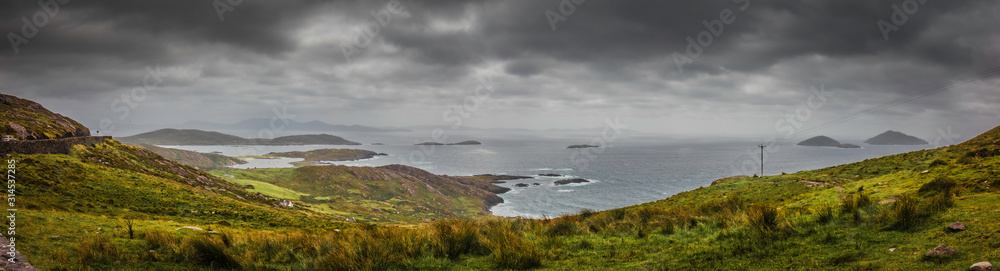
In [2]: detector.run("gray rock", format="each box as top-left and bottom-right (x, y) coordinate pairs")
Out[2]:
(926, 244), (957, 256)
(948, 222), (966, 231)
(971, 262), (994, 271)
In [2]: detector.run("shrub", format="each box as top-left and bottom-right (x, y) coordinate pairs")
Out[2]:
(918, 177), (956, 197)
(928, 159), (948, 168)
(924, 191), (954, 214)
(578, 208), (596, 219)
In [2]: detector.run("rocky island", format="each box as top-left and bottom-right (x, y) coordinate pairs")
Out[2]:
(865, 130), (929, 145)
(567, 144), (600, 149)
(797, 136), (861, 148)
(555, 178), (591, 185)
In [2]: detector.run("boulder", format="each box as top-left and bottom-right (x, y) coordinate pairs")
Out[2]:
(514, 183), (530, 187)
(971, 262), (994, 271)
(926, 244), (957, 256)
(176, 226), (204, 231)
(948, 222), (966, 231)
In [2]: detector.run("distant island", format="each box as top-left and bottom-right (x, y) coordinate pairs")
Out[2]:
(865, 130), (929, 145)
(415, 140), (482, 146)
(567, 144), (600, 149)
(119, 129), (361, 146)
(797, 136), (861, 148)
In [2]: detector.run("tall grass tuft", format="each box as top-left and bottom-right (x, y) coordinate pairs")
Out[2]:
(183, 235), (241, 269)
(816, 207), (834, 224)
(747, 205), (779, 234)
(313, 226), (424, 271)
(143, 229), (177, 250)
(546, 220), (578, 237)
(483, 221), (543, 270)
(77, 234), (121, 266)
(884, 194), (920, 230)
(432, 219), (487, 259)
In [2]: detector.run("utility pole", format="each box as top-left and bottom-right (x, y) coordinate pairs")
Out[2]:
(757, 144), (766, 177)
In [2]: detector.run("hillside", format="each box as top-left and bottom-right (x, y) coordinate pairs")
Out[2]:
(10, 139), (349, 269)
(866, 130), (930, 145)
(209, 164), (507, 224)
(134, 144), (246, 170)
(798, 135), (861, 148)
(0, 94), (90, 140)
(119, 129), (361, 145)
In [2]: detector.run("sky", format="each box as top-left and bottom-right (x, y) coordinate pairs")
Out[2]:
(1, 0), (998, 140)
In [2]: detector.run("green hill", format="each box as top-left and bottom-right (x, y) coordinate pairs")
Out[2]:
(134, 144), (246, 170)
(209, 164), (506, 224)
(0, 94), (90, 140)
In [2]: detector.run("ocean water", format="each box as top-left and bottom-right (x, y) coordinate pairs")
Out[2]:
(163, 131), (931, 218)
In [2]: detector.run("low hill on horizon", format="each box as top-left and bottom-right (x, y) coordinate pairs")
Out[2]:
(182, 118), (411, 133)
(866, 130), (930, 145)
(119, 128), (361, 145)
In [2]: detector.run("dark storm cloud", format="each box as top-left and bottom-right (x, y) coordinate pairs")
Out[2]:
(0, 0), (997, 136)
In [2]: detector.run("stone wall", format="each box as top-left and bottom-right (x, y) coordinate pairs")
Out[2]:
(0, 136), (112, 155)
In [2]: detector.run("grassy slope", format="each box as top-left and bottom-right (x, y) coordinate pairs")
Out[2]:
(0, 94), (90, 139)
(12, 140), (347, 269)
(11, 124), (999, 270)
(134, 144), (245, 170)
(515, 125), (1000, 270)
(209, 164), (505, 225)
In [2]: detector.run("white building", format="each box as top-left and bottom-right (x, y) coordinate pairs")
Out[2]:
(279, 200), (294, 208)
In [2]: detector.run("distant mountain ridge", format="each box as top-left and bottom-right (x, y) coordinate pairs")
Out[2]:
(865, 130), (929, 145)
(119, 128), (361, 145)
(181, 118), (410, 133)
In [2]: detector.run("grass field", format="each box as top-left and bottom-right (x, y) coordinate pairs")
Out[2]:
(11, 124), (1000, 270)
